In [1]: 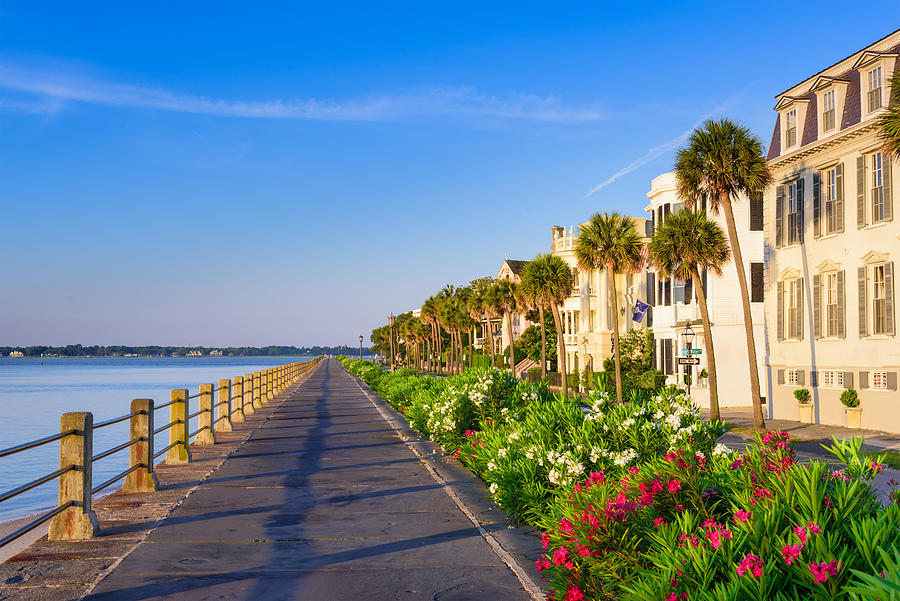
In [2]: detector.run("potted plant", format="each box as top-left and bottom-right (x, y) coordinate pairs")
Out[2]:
(794, 387), (812, 423)
(841, 388), (861, 429)
(698, 368), (708, 387)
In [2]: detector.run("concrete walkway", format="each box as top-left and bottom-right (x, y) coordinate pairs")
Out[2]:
(82, 359), (535, 601)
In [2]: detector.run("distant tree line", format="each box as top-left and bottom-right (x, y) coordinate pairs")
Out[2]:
(0, 345), (372, 358)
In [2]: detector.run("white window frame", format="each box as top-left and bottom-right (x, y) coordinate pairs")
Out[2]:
(786, 278), (802, 340)
(824, 166), (838, 234)
(871, 370), (888, 390)
(867, 66), (883, 114)
(825, 272), (839, 337)
(821, 370), (844, 389)
(873, 263), (888, 335)
(822, 89), (836, 132)
(786, 180), (801, 245)
(786, 369), (799, 386)
(784, 109), (798, 148)
(870, 152), (886, 223)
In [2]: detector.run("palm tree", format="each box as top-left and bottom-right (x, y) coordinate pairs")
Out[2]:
(521, 254), (573, 396)
(878, 69), (900, 160)
(421, 296), (439, 372)
(484, 283), (505, 368)
(493, 279), (519, 372)
(675, 118), (771, 428)
(649, 209), (730, 419)
(467, 279), (493, 367)
(519, 261), (548, 378)
(575, 212), (643, 404)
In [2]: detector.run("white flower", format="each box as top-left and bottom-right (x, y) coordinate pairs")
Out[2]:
(489, 483), (499, 494)
(498, 447), (507, 458)
(487, 461), (497, 471)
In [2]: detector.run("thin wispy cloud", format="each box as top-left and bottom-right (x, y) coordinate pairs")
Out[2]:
(582, 99), (740, 198)
(0, 62), (605, 123)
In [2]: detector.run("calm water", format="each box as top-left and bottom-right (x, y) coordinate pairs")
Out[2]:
(0, 356), (310, 522)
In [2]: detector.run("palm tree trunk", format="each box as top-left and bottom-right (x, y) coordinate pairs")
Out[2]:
(693, 267), (720, 420)
(469, 327), (474, 369)
(539, 305), (547, 378)
(506, 312), (515, 374)
(549, 302), (568, 398)
(609, 265), (623, 404)
(721, 197), (765, 429)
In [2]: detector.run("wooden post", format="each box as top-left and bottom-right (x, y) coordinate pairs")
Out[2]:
(124, 399), (157, 493)
(231, 376), (245, 423)
(49, 412), (100, 540)
(195, 384), (215, 445)
(253, 372), (263, 409)
(216, 379), (233, 432)
(167, 389), (191, 464)
(243, 373), (255, 416)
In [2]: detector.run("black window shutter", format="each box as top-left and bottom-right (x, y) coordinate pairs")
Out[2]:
(777, 369), (785, 384)
(796, 177), (805, 243)
(813, 171), (821, 238)
(813, 274), (821, 339)
(858, 266), (868, 337)
(837, 270), (846, 338)
(646, 272), (656, 306)
(836, 163), (844, 232)
(886, 262), (895, 336)
(884, 156), (893, 222)
(797, 370), (805, 385)
(857, 156), (867, 228)
(684, 277), (692, 305)
(843, 372), (854, 388)
(776, 185), (784, 246)
(797, 279), (804, 340)
(859, 371), (869, 389)
(888, 372), (897, 391)
(665, 279), (671, 306)
(811, 370), (818, 387)
(750, 263), (764, 302)
(750, 193), (763, 231)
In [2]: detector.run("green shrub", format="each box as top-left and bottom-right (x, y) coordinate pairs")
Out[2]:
(794, 387), (811, 404)
(841, 388), (860, 408)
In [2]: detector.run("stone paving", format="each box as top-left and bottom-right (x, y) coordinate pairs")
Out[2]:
(61, 359), (538, 601)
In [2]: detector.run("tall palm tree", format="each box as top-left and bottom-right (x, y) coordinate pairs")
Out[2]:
(519, 262), (548, 378)
(675, 118), (771, 428)
(521, 254), (573, 396)
(575, 212), (643, 404)
(649, 209), (730, 419)
(421, 296), (439, 372)
(484, 283), (505, 368)
(467, 279), (492, 367)
(878, 69), (900, 160)
(494, 279), (519, 372)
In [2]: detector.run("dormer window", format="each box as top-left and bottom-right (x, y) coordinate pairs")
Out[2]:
(867, 65), (883, 113)
(785, 109), (797, 147)
(822, 89), (836, 132)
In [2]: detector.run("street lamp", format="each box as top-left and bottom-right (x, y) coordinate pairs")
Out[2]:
(359, 335), (364, 361)
(681, 323), (695, 397)
(388, 313), (396, 372)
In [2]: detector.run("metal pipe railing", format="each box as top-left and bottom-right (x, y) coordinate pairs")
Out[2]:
(0, 357), (322, 546)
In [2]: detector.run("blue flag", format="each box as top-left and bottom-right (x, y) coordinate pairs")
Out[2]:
(632, 299), (650, 323)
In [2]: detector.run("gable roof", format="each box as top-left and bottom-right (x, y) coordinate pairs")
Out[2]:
(503, 259), (529, 275)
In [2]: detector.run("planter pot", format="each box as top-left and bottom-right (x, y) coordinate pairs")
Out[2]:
(798, 403), (813, 424)
(845, 407), (862, 429)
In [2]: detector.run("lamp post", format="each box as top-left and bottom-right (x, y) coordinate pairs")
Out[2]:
(681, 323), (695, 397)
(359, 335), (363, 361)
(388, 313), (395, 372)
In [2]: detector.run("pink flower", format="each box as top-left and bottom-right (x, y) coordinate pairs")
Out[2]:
(629, 466), (640, 474)
(734, 509), (751, 523)
(558, 518), (574, 535)
(654, 517), (666, 529)
(577, 546), (591, 557)
(736, 553), (764, 578)
(564, 585), (585, 601)
(541, 532), (550, 549)
(782, 544), (802, 565)
(667, 479), (682, 493)
(871, 461), (885, 474)
(808, 522), (821, 535)
(552, 546), (569, 566)
(464, 430), (474, 437)
(535, 557), (550, 572)
(794, 525), (809, 546)
(809, 561), (842, 584)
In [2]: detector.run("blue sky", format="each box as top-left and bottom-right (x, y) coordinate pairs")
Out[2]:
(0, 2), (894, 346)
